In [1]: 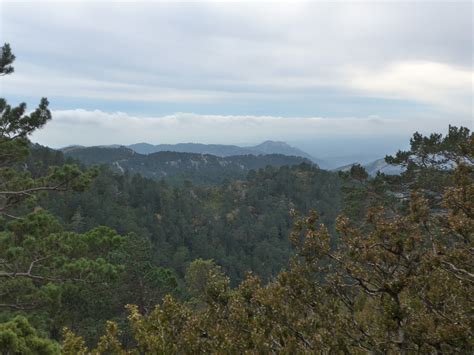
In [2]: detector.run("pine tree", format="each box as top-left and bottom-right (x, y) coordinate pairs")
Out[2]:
(0, 43), (125, 348)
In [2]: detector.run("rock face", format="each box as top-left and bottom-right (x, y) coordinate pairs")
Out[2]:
(334, 158), (405, 176)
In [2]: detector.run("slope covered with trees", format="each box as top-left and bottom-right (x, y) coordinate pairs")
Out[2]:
(65, 126), (473, 354)
(63, 145), (314, 185)
(35, 148), (342, 284)
(0, 43), (472, 353)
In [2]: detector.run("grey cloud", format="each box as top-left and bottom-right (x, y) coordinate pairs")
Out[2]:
(3, 2), (471, 79)
(1, 1), (472, 133)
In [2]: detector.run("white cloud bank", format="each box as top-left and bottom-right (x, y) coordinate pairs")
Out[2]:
(31, 109), (471, 151)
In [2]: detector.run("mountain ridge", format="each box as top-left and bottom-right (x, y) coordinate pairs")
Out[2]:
(62, 146), (315, 185)
(125, 140), (328, 168)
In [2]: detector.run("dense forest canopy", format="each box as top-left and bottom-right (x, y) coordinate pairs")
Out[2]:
(0, 43), (473, 354)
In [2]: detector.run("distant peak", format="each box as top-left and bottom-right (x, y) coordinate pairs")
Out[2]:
(257, 140), (290, 147)
(262, 140), (286, 144)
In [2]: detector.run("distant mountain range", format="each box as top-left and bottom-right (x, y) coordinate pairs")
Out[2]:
(61, 141), (403, 178)
(127, 141), (328, 168)
(62, 146), (313, 185)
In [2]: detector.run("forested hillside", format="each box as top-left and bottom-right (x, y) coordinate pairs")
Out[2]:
(65, 125), (473, 354)
(63, 145), (314, 185)
(33, 144), (341, 283)
(1, 42), (472, 353)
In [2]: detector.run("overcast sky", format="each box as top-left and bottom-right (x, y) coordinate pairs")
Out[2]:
(0, 0), (472, 161)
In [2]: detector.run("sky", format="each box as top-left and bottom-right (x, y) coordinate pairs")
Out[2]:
(0, 0), (472, 163)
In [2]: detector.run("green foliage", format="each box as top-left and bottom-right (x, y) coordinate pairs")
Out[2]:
(0, 43), (176, 348)
(41, 162), (342, 283)
(0, 43), (115, 320)
(0, 43), (15, 76)
(341, 126), (473, 223)
(111, 233), (178, 315)
(0, 316), (60, 354)
(0, 208), (125, 323)
(0, 44), (98, 220)
(386, 125), (472, 167)
(66, 127), (473, 353)
(185, 259), (227, 303)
